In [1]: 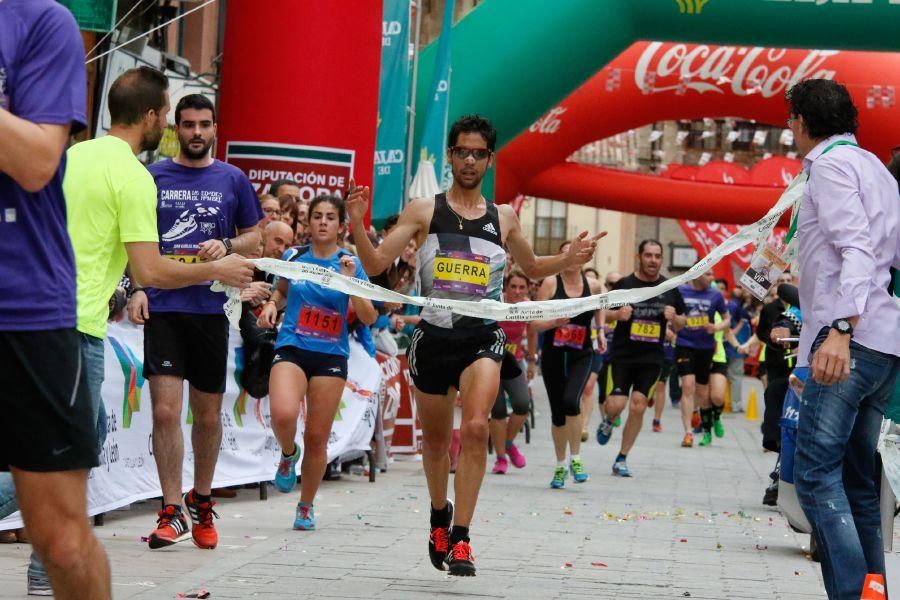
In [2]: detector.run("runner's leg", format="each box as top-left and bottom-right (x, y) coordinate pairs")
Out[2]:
(188, 387), (224, 497)
(150, 375), (186, 505)
(12, 469), (110, 600)
(269, 362), (308, 458)
(299, 376), (346, 505)
(416, 388), (456, 513)
(454, 357), (501, 528)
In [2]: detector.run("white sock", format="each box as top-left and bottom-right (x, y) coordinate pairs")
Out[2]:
(570, 454), (580, 463)
(557, 460), (567, 468)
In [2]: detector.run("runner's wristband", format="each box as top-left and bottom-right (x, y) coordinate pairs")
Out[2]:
(127, 287), (145, 298)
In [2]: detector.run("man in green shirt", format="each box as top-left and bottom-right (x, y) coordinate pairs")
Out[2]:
(65, 66), (253, 447)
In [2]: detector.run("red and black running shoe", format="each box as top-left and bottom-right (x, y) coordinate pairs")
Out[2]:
(447, 539), (476, 576)
(184, 489), (219, 549)
(428, 500), (453, 571)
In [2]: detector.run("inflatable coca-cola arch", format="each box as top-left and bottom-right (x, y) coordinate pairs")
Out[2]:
(496, 42), (900, 223)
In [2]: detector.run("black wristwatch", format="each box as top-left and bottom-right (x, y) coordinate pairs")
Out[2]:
(831, 318), (853, 336)
(219, 237), (233, 255)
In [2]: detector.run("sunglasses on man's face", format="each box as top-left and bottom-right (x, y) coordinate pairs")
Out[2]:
(450, 146), (492, 161)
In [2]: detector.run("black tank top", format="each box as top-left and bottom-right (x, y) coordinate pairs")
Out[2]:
(542, 274), (594, 353)
(416, 193), (506, 330)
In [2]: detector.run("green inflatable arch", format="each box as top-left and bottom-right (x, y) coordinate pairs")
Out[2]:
(414, 0), (900, 152)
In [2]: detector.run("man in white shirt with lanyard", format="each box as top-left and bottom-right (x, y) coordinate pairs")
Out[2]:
(786, 79), (900, 600)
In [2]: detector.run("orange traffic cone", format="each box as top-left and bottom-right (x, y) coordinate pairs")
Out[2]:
(745, 388), (759, 421)
(860, 574), (886, 599)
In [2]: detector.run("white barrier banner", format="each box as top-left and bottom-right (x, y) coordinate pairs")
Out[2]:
(221, 175), (801, 325)
(0, 321), (380, 530)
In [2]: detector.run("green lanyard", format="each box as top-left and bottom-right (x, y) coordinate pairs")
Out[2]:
(784, 140), (859, 244)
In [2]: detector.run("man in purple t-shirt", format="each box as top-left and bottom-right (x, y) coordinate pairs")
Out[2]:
(675, 271), (730, 447)
(127, 94), (262, 551)
(0, 1), (111, 597)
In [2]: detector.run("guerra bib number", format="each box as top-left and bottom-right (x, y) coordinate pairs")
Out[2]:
(553, 324), (587, 349)
(630, 320), (661, 343)
(686, 315), (709, 329)
(295, 305), (342, 342)
(432, 251), (490, 297)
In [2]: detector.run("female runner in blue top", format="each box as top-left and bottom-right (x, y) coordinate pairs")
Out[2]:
(258, 194), (377, 530)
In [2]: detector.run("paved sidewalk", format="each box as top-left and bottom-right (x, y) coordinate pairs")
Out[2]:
(0, 377), (829, 599)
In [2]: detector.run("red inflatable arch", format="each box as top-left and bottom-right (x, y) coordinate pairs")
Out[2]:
(496, 41), (900, 224)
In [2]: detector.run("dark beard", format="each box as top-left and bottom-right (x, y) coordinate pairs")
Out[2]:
(140, 127), (164, 153)
(180, 139), (213, 160)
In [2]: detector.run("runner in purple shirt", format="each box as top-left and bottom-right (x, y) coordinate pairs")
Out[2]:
(0, 1), (111, 597)
(127, 94), (262, 552)
(674, 271), (729, 447)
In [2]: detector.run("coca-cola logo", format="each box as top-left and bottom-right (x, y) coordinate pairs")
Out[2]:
(529, 106), (567, 134)
(635, 42), (839, 98)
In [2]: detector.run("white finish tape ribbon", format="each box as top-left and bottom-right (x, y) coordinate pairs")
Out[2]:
(218, 175), (803, 328)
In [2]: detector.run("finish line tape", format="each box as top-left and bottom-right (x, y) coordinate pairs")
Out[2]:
(218, 175), (804, 328)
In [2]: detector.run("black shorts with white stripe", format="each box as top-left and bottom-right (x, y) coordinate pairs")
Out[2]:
(0, 329), (98, 472)
(406, 321), (506, 395)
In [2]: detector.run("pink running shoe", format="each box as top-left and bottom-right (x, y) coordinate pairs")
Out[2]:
(492, 456), (509, 474)
(506, 443), (527, 469)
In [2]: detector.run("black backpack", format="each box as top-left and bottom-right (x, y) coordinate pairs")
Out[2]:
(238, 302), (277, 398)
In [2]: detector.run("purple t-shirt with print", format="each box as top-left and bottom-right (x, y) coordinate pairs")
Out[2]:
(0, 0), (87, 330)
(145, 159), (262, 314)
(675, 285), (728, 350)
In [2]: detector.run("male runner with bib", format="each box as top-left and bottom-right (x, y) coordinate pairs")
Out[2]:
(347, 115), (604, 576)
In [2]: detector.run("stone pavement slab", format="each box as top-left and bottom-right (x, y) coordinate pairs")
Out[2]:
(0, 377), (835, 598)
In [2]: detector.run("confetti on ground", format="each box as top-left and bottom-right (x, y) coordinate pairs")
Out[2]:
(591, 562), (608, 567)
(140, 536), (149, 543)
(564, 563), (573, 568)
(176, 590), (210, 599)
(564, 511), (573, 515)
(680, 539), (688, 543)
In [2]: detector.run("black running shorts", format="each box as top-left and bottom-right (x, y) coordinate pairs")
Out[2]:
(144, 312), (229, 394)
(605, 361), (662, 399)
(407, 322), (506, 395)
(676, 346), (715, 385)
(711, 360), (728, 377)
(272, 345), (348, 381)
(0, 329), (98, 472)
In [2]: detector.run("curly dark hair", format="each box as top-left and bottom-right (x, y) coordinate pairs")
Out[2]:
(448, 114), (497, 151)
(786, 79), (858, 139)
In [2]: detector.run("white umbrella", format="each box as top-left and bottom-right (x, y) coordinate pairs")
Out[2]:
(408, 157), (441, 201)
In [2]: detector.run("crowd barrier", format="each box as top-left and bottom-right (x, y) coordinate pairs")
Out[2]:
(0, 321), (387, 530)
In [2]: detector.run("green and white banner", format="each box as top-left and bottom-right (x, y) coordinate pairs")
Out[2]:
(372, 0), (412, 228)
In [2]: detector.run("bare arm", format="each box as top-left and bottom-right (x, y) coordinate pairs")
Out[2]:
(197, 226), (260, 261)
(350, 296), (378, 326)
(345, 182), (426, 276)
(126, 242), (253, 289)
(525, 322), (538, 361)
(0, 111), (70, 193)
(501, 204), (606, 280)
(531, 276), (568, 332)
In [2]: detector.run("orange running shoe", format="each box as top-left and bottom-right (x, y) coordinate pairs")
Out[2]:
(148, 504), (190, 549)
(184, 489), (219, 549)
(681, 433), (694, 448)
(691, 410), (701, 429)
